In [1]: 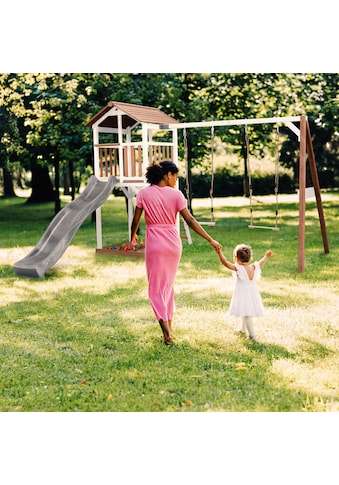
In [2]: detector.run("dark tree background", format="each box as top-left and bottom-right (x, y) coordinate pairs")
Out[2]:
(1, 73), (338, 212)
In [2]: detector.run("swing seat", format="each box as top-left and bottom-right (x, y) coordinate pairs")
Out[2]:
(199, 221), (216, 226)
(248, 224), (280, 231)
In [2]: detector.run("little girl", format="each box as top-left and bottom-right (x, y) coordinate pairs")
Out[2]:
(217, 244), (272, 341)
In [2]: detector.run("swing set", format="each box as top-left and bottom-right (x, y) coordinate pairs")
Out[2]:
(171, 115), (329, 273)
(86, 102), (328, 273)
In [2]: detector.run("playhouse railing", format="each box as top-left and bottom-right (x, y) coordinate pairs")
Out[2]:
(96, 143), (173, 180)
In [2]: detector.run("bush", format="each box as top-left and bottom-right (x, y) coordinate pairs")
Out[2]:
(250, 173), (296, 195)
(179, 167), (295, 198)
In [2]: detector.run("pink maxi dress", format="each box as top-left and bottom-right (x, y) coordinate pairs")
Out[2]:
(136, 185), (187, 322)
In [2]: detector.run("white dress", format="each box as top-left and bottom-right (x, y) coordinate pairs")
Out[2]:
(229, 262), (264, 317)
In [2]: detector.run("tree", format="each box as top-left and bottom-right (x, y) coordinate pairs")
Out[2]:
(0, 105), (17, 197)
(278, 73), (339, 186)
(155, 73), (214, 211)
(1, 73), (338, 208)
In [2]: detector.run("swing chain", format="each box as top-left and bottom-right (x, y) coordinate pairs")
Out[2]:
(183, 127), (190, 203)
(210, 126), (215, 222)
(274, 124), (280, 197)
(274, 124), (280, 227)
(245, 125), (254, 225)
(247, 123), (280, 231)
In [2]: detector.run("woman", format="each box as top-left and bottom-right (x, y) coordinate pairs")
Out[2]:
(130, 160), (222, 345)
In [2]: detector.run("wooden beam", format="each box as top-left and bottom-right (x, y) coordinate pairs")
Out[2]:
(298, 116), (307, 273)
(165, 115), (302, 130)
(306, 120), (330, 254)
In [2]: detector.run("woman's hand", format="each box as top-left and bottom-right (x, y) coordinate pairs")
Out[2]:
(130, 206), (143, 246)
(131, 234), (139, 246)
(210, 239), (222, 252)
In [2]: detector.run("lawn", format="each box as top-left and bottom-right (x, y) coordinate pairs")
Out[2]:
(0, 190), (338, 412)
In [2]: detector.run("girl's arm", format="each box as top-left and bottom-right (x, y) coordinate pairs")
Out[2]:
(130, 206), (143, 245)
(258, 249), (273, 266)
(217, 249), (236, 271)
(180, 207), (222, 252)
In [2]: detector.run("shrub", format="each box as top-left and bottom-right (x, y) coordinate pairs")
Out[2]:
(179, 168), (295, 198)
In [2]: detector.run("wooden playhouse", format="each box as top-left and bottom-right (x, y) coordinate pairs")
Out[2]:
(86, 101), (179, 255)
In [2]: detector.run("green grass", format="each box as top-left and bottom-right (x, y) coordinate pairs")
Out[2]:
(0, 191), (338, 412)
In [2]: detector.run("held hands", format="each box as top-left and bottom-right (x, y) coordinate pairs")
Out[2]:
(209, 239), (222, 253)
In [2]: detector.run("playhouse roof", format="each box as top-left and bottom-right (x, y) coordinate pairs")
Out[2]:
(86, 101), (178, 129)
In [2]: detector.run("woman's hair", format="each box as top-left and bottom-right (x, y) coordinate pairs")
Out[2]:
(234, 244), (252, 263)
(145, 160), (179, 185)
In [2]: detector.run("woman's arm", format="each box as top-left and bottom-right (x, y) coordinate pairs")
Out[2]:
(130, 206), (143, 244)
(180, 207), (222, 252)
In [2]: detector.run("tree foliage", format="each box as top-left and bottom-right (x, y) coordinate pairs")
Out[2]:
(0, 73), (338, 206)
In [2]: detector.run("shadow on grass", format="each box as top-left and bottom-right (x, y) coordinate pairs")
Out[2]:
(297, 337), (335, 362)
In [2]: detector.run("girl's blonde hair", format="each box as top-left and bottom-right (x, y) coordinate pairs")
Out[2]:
(234, 244), (252, 263)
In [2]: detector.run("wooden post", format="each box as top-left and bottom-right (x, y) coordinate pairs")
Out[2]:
(298, 116), (307, 273)
(117, 114), (124, 181)
(114, 148), (118, 176)
(104, 148), (108, 176)
(93, 126), (102, 248)
(137, 145), (142, 176)
(306, 120), (330, 254)
(99, 148), (103, 177)
(142, 125), (148, 170)
(93, 126), (100, 177)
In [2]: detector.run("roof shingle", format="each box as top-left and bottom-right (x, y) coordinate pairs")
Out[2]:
(86, 101), (178, 128)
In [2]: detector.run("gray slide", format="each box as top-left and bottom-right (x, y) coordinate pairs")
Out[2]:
(14, 175), (119, 278)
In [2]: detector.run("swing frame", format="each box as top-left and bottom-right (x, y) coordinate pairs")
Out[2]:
(165, 115), (329, 273)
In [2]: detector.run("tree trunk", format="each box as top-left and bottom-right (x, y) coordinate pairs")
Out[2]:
(69, 159), (75, 200)
(185, 135), (194, 215)
(27, 164), (55, 203)
(2, 166), (17, 197)
(54, 156), (61, 213)
(63, 160), (75, 199)
(63, 165), (71, 196)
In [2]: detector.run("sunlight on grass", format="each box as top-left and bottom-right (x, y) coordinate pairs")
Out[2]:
(0, 193), (338, 411)
(271, 359), (339, 409)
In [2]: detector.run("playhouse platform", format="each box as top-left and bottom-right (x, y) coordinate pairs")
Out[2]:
(96, 242), (145, 258)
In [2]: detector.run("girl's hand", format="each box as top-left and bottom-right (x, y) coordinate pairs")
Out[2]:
(210, 239), (222, 252)
(266, 249), (273, 257)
